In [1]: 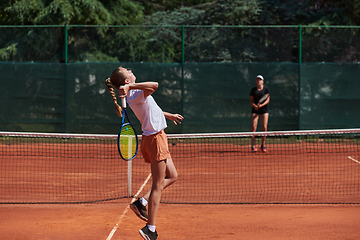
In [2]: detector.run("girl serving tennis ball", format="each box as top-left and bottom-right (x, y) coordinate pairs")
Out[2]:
(105, 67), (183, 240)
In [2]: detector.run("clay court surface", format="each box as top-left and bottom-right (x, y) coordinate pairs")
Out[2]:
(1, 201), (359, 240)
(1, 133), (359, 239)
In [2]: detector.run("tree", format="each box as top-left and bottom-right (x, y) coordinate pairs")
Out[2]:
(1, 0), (359, 63)
(0, 0), (144, 25)
(258, 0), (357, 25)
(144, 0), (264, 62)
(135, 0), (214, 15)
(0, 0), (145, 62)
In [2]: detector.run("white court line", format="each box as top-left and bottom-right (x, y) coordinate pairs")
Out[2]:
(348, 156), (360, 164)
(106, 173), (152, 240)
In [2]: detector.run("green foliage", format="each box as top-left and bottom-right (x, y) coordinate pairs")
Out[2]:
(145, 0), (262, 25)
(101, 0), (144, 25)
(258, 0), (355, 25)
(145, 7), (204, 25)
(0, 0), (146, 62)
(0, 0), (144, 25)
(0, 43), (18, 60)
(106, 26), (181, 63)
(1, 0), (357, 26)
(143, 1), (264, 62)
(33, 0), (111, 25)
(0, 0), (359, 63)
(143, 7), (205, 63)
(196, 0), (262, 25)
(136, 0), (214, 15)
(0, 0), (44, 24)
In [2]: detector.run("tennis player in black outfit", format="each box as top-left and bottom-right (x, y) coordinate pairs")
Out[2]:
(250, 75), (270, 153)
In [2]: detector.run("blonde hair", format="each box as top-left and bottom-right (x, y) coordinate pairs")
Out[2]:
(105, 67), (127, 117)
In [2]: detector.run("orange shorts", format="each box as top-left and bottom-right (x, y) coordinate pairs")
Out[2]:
(141, 130), (171, 163)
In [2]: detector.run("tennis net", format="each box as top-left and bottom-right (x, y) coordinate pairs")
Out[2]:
(1, 129), (359, 204)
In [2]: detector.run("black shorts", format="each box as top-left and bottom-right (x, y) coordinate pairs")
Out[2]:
(252, 107), (269, 115)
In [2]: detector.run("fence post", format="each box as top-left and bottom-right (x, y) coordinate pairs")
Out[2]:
(64, 25), (68, 132)
(181, 25), (185, 133)
(64, 25), (68, 64)
(298, 25), (302, 130)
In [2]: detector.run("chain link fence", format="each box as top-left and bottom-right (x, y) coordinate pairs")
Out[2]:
(1, 25), (360, 63)
(1, 25), (360, 134)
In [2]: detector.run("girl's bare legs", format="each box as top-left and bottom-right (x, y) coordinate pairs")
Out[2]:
(260, 113), (269, 146)
(142, 158), (178, 201)
(251, 113), (259, 149)
(147, 158), (177, 226)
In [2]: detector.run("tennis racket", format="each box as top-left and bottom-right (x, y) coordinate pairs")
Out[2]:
(117, 96), (138, 161)
(258, 93), (269, 104)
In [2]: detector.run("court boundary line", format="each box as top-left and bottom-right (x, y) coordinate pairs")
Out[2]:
(105, 173), (151, 240)
(348, 156), (360, 165)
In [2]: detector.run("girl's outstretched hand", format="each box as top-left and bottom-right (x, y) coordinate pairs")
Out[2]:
(164, 112), (184, 125)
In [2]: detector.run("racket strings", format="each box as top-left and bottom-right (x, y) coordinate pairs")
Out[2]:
(119, 124), (137, 160)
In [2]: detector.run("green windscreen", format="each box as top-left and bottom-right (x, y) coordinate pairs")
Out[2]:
(1, 62), (359, 134)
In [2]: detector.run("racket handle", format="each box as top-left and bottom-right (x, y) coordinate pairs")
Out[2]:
(121, 97), (126, 108)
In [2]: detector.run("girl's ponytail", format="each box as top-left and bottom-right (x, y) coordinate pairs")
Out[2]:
(105, 78), (123, 117)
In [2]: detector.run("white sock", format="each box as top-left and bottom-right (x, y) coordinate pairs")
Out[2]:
(147, 224), (156, 232)
(140, 197), (148, 206)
